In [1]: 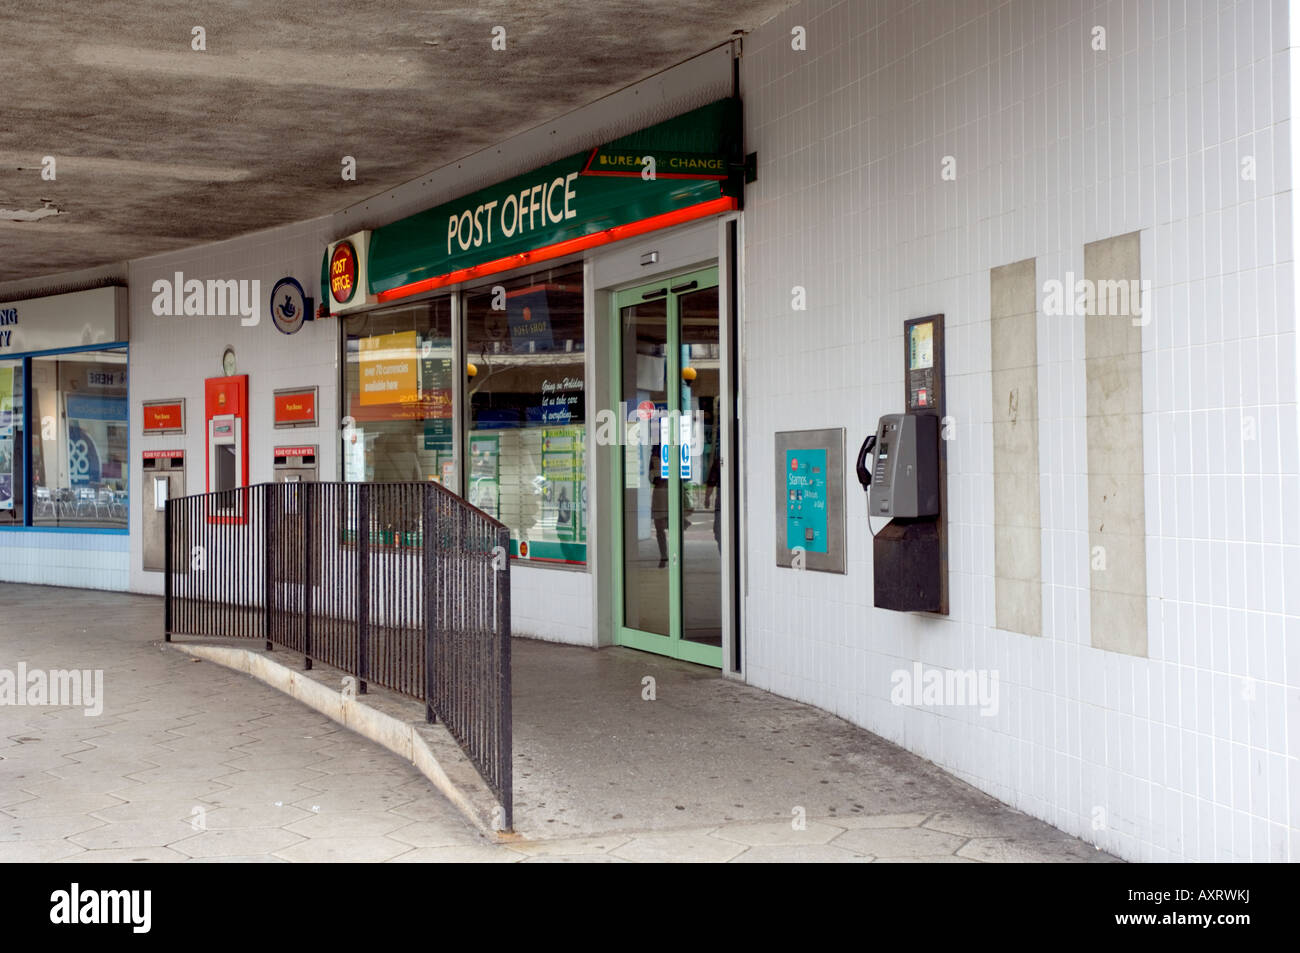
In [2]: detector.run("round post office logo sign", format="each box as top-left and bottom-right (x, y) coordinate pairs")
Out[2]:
(329, 240), (358, 304)
(270, 277), (308, 335)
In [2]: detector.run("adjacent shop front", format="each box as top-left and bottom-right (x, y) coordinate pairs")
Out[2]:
(0, 285), (131, 589)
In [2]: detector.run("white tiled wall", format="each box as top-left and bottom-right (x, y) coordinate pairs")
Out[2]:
(740, 0), (1298, 861)
(0, 532), (128, 591)
(127, 217), (339, 594)
(511, 563), (593, 644)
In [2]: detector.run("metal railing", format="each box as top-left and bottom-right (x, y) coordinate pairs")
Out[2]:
(164, 481), (512, 830)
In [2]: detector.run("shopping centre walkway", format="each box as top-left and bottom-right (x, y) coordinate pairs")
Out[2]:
(1, 584), (1116, 862)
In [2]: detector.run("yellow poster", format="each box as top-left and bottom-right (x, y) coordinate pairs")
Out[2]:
(359, 330), (418, 405)
(909, 321), (934, 370)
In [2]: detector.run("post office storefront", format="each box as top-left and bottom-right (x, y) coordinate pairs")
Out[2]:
(324, 99), (744, 671)
(0, 286), (131, 590)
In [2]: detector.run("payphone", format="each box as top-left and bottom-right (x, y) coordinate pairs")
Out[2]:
(856, 315), (948, 613)
(858, 414), (939, 518)
(204, 375), (249, 523)
(142, 450), (185, 572)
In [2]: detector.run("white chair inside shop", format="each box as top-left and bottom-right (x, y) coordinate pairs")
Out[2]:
(35, 486), (55, 519)
(76, 486), (98, 518)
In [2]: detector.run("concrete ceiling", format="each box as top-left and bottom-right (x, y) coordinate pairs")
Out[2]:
(0, 0), (794, 284)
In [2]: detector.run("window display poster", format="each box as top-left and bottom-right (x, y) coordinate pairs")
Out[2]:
(538, 375), (583, 425)
(65, 393), (128, 487)
(343, 427), (366, 482)
(423, 418), (453, 453)
(468, 433), (499, 516)
(0, 365), (12, 509)
(359, 330), (418, 406)
(541, 426), (584, 542)
(0, 365), (12, 435)
(507, 288), (554, 352)
(909, 320), (934, 370)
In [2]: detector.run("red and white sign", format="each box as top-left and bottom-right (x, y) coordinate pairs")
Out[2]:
(273, 388), (317, 426)
(142, 400), (185, 434)
(143, 449), (184, 460)
(325, 230), (373, 314)
(273, 446), (316, 458)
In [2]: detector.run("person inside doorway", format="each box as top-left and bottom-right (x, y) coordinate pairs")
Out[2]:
(704, 448), (721, 553)
(650, 446), (668, 568)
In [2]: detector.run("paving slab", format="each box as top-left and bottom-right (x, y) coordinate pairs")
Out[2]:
(608, 831), (746, 863)
(729, 843), (875, 863)
(711, 818), (845, 846)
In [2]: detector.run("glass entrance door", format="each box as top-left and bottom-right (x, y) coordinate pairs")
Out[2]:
(612, 266), (723, 667)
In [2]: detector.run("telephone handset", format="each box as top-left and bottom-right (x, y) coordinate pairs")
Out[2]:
(855, 434), (876, 489)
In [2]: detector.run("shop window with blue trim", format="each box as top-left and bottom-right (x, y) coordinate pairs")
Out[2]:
(29, 349), (129, 528)
(0, 360), (21, 525)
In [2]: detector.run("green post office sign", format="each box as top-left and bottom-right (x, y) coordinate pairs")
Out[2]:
(323, 99), (742, 305)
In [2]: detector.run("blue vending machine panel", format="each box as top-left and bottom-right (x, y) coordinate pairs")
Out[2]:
(785, 447), (828, 554)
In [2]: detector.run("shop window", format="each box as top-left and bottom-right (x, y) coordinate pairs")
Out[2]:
(30, 349), (129, 529)
(464, 263), (586, 565)
(341, 298), (455, 486)
(0, 361), (22, 525)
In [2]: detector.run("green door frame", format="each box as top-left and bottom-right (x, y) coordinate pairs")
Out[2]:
(610, 265), (721, 668)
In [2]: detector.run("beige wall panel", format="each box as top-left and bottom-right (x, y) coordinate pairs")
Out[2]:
(991, 258), (1041, 636)
(1084, 232), (1147, 656)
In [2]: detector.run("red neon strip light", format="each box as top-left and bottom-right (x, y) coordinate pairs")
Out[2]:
(375, 196), (737, 303)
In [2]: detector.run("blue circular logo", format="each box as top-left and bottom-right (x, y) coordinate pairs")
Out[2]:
(270, 277), (307, 335)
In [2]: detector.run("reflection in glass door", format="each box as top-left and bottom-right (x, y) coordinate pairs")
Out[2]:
(612, 267), (723, 667)
(678, 284), (721, 651)
(618, 293), (670, 638)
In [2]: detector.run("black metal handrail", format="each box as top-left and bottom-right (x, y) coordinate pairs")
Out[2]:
(164, 480), (512, 830)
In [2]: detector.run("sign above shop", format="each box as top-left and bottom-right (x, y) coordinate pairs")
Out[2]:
(322, 98), (742, 309)
(325, 232), (374, 314)
(582, 147), (728, 179)
(142, 399), (186, 435)
(269, 277), (311, 335)
(0, 286), (127, 354)
(330, 242), (357, 302)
